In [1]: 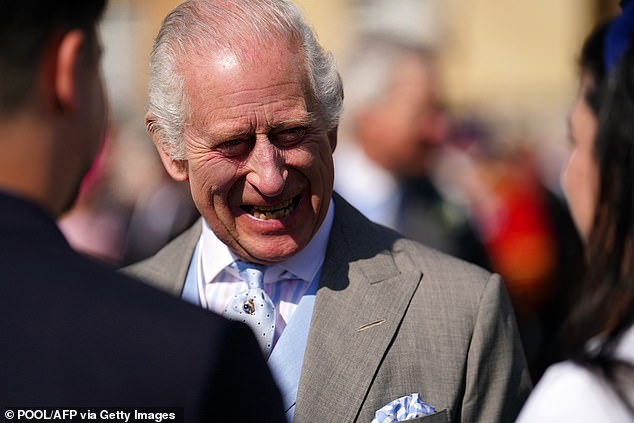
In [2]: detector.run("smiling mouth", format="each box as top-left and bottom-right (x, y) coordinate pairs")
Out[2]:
(242, 195), (300, 220)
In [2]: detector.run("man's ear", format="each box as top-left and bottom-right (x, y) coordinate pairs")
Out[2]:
(328, 126), (338, 153)
(53, 29), (85, 113)
(145, 112), (189, 181)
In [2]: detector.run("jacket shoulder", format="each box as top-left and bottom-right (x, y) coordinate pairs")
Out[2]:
(334, 193), (492, 286)
(122, 219), (202, 294)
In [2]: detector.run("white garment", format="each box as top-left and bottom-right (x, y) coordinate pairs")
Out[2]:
(334, 142), (402, 230)
(516, 325), (634, 422)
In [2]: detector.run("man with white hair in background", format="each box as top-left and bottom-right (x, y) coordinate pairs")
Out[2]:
(335, 33), (490, 270)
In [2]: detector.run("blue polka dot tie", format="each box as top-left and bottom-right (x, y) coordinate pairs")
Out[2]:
(224, 261), (276, 356)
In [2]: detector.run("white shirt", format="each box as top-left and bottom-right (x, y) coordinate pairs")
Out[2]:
(334, 142), (402, 230)
(195, 199), (334, 346)
(516, 325), (634, 422)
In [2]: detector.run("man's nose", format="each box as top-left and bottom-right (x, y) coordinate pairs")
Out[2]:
(245, 138), (287, 197)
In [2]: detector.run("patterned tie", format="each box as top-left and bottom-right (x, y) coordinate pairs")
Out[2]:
(224, 261), (276, 356)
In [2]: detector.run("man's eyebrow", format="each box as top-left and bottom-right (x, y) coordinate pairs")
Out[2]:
(272, 113), (316, 129)
(202, 114), (317, 141)
(209, 125), (254, 141)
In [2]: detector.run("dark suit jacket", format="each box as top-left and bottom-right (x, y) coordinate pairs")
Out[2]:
(0, 192), (285, 423)
(126, 193), (532, 422)
(399, 177), (491, 270)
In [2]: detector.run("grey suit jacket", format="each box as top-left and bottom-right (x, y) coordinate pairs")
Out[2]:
(125, 194), (531, 422)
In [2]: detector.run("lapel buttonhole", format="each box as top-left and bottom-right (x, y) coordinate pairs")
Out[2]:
(357, 319), (386, 332)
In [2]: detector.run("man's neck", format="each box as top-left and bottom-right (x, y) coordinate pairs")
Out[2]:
(0, 115), (64, 216)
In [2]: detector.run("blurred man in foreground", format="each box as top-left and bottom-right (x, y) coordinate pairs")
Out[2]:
(0, 2), (285, 421)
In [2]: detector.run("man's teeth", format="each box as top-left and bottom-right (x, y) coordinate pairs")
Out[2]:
(251, 198), (295, 220)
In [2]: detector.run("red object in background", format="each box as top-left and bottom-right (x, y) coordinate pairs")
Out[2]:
(483, 163), (557, 315)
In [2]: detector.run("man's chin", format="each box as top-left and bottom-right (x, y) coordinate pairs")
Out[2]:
(234, 237), (307, 265)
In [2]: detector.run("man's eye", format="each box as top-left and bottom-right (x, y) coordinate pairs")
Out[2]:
(216, 139), (251, 157)
(272, 127), (306, 147)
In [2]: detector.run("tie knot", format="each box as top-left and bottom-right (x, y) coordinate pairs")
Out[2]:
(233, 260), (265, 289)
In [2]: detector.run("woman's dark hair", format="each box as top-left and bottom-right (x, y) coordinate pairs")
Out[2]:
(579, 22), (610, 115)
(0, 0), (108, 114)
(563, 20), (634, 414)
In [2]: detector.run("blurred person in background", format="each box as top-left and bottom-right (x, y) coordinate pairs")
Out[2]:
(122, 170), (199, 265)
(335, 33), (491, 270)
(441, 116), (584, 383)
(0, 1), (286, 419)
(517, 5), (634, 420)
(58, 128), (199, 267)
(58, 137), (129, 265)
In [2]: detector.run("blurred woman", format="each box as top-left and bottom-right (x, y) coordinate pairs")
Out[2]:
(517, 13), (634, 422)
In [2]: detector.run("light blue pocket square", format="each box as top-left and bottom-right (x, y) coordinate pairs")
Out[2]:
(372, 393), (436, 423)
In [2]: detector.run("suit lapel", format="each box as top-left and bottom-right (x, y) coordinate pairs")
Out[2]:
(295, 196), (422, 423)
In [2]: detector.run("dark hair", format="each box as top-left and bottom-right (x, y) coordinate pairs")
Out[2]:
(0, 0), (107, 114)
(579, 22), (610, 115)
(563, 21), (634, 414)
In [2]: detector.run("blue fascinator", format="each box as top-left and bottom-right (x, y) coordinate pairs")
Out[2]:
(605, 0), (634, 72)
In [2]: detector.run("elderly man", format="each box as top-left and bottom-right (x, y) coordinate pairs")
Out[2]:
(127, 0), (532, 421)
(0, 1), (285, 420)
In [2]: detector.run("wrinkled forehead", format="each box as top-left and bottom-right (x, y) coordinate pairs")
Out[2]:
(180, 32), (305, 78)
(186, 41), (306, 81)
(177, 41), (319, 131)
(180, 37), (316, 111)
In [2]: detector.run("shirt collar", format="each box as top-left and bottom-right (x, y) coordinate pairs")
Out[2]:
(200, 197), (335, 284)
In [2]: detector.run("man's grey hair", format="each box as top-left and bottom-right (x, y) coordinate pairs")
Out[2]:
(147, 0), (343, 160)
(342, 33), (436, 128)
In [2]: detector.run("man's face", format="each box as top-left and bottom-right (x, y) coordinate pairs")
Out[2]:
(177, 43), (336, 264)
(358, 55), (446, 177)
